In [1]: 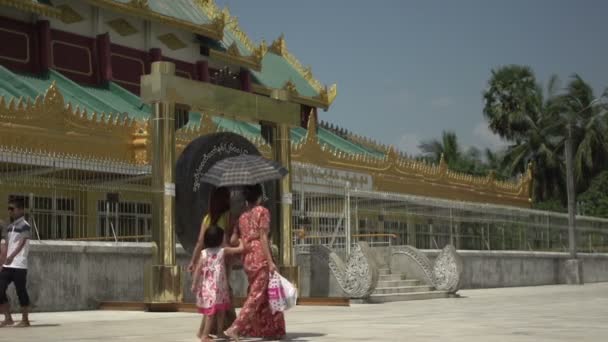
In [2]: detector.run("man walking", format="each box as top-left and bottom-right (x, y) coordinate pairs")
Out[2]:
(0, 198), (31, 327)
(0, 219), (6, 269)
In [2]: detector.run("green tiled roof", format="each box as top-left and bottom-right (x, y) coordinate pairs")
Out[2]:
(251, 54), (318, 98)
(109, 0), (210, 26)
(0, 66), (149, 120)
(0, 66), (371, 157)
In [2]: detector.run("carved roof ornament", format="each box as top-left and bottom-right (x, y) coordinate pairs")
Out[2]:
(211, 9), (229, 33)
(269, 34), (287, 56)
(221, 7), (239, 30)
(106, 18), (138, 36)
(57, 4), (84, 24)
(252, 41), (268, 64)
(128, 0), (149, 10)
(283, 80), (298, 95)
(157, 33), (187, 50)
(305, 109), (318, 145)
(226, 42), (241, 57)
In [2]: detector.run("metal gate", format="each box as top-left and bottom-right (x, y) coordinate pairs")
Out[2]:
(291, 162), (352, 256)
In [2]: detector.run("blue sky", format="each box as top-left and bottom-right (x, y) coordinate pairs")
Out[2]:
(217, 0), (608, 156)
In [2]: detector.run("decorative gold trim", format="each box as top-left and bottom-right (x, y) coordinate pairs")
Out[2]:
(127, 0), (149, 10)
(288, 112), (533, 207)
(0, 0), (62, 19)
(269, 34), (287, 56)
(51, 41), (93, 77)
(157, 33), (187, 51)
(83, 0), (223, 40)
(251, 83), (334, 110)
(0, 28), (29, 63)
(57, 4), (84, 24)
(283, 80), (298, 96)
(0, 82), (141, 162)
(0, 86), (530, 207)
(106, 18), (139, 37)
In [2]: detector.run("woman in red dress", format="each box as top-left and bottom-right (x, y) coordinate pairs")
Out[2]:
(225, 184), (285, 341)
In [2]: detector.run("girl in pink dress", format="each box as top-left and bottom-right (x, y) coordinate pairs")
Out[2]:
(192, 225), (243, 342)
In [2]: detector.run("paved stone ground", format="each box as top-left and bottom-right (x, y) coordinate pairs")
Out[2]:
(1, 283), (607, 341)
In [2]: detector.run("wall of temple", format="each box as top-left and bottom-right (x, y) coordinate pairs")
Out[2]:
(9, 242), (608, 312)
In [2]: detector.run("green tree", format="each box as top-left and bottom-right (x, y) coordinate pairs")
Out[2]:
(482, 65), (562, 202)
(578, 171), (608, 218)
(548, 76), (608, 188)
(418, 131), (461, 166)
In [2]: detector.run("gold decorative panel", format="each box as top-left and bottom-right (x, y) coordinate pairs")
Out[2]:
(157, 33), (187, 51)
(0, 85), (531, 207)
(0, 82), (144, 163)
(57, 4), (84, 24)
(107, 18), (139, 37)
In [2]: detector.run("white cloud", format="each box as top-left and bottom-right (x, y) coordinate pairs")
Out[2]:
(396, 133), (421, 156)
(473, 121), (506, 150)
(430, 96), (454, 108)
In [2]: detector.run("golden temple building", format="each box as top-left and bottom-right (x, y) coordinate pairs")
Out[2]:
(0, 0), (532, 243)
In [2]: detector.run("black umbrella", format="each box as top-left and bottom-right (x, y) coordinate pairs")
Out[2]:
(201, 154), (288, 187)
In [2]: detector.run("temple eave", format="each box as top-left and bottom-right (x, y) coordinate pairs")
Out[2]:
(0, 0), (62, 18)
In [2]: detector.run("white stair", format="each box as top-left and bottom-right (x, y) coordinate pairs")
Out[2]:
(363, 268), (450, 303)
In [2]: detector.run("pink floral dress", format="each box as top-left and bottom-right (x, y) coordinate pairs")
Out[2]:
(196, 247), (231, 315)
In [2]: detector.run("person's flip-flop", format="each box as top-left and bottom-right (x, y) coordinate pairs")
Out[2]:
(0, 321), (14, 328)
(14, 321), (30, 328)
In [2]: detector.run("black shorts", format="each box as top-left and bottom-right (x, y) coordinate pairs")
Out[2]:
(0, 267), (29, 306)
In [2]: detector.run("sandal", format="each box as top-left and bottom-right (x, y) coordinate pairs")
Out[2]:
(0, 320), (14, 328)
(224, 327), (240, 341)
(15, 321), (30, 328)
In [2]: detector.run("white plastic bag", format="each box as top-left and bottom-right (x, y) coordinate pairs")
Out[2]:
(268, 271), (298, 313)
(280, 273), (298, 310)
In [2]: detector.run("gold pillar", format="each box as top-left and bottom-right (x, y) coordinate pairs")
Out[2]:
(144, 62), (182, 306)
(273, 123), (299, 285)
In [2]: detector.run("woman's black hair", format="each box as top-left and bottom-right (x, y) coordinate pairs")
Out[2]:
(203, 225), (224, 249)
(244, 184), (263, 204)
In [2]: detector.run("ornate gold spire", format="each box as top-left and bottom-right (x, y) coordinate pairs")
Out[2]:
(269, 34), (287, 56)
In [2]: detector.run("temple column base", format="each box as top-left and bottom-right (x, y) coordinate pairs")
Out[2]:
(144, 265), (183, 310)
(564, 259), (584, 285)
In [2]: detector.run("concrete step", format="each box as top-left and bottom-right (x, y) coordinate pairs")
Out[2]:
(378, 274), (406, 281)
(367, 291), (450, 303)
(378, 268), (391, 276)
(377, 279), (421, 288)
(372, 285), (435, 295)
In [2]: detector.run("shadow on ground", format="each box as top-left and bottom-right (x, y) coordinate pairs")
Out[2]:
(284, 332), (326, 341)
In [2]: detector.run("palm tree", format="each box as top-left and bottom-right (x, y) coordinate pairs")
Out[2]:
(549, 76), (608, 186)
(547, 75), (608, 259)
(483, 65), (563, 201)
(418, 131), (461, 165)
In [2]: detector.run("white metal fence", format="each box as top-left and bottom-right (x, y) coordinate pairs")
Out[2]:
(291, 165), (608, 256)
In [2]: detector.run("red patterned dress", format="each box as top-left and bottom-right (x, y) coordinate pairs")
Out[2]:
(229, 205), (286, 338)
